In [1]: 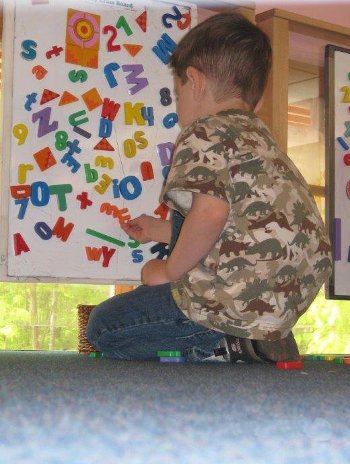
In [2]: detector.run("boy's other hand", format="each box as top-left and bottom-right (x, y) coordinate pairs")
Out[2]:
(141, 259), (170, 286)
(120, 214), (154, 244)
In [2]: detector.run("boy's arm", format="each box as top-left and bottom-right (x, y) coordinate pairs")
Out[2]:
(142, 193), (229, 285)
(166, 193), (229, 280)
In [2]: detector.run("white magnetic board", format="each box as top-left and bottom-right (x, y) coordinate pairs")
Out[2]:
(0, 0), (197, 283)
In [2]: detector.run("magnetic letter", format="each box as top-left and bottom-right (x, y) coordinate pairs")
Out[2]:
(52, 217), (74, 242)
(69, 110), (89, 127)
(101, 98), (120, 121)
(32, 107), (58, 137)
(95, 156), (114, 169)
(18, 164), (34, 184)
(95, 174), (112, 194)
(132, 250), (143, 263)
(152, 33), (176, 65)
(122, 64), (148, 95)
(21, 40), (37, 60)
(150, 242), (169, 260)
(157, 142), (175, 166)
(49, 184), (73, 211)
(124, 102), (145, 125)
(84, 164), (99, 183)
(99, 118), (112, 138)
(104, 62), (120, 88)
(13, 233), (30, 256)
(163, 112), (178, 129)
(25, 93), (38, 111)
(34, 222), (53, 240)
(69, 70), (88, 83)
(32, 65), (48, 80)
(77, 192), (93, 209)
(141, 161), (154, 181)
(101, 246), (116, 267)
(10, 185), (31, 199)
(119, 176), (142, 201)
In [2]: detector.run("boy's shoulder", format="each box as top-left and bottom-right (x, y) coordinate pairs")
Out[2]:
(179, 109), (268, 142)
(177, 109), (274, 157)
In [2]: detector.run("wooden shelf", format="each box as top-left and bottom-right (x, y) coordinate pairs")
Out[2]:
(256, 8), (350, 38)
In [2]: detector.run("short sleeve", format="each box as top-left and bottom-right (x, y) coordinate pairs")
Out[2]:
(160, 119), (231, 215)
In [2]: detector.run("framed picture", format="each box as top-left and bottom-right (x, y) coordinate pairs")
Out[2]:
(325, 44), (350, 299)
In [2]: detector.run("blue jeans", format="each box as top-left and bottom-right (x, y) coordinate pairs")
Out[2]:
(86, 212), (225, 361)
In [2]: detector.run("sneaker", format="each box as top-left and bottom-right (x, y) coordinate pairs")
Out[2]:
(254, 331), (300, 362)
(214, 335), (267, 363)
(214, 332), (299, 364)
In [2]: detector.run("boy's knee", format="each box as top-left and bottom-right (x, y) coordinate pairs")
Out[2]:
(86, 304), (105, 344)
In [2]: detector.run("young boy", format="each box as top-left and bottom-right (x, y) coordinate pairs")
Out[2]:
(87, 13), (332, 363)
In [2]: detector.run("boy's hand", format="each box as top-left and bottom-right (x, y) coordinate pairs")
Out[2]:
(121, 214), (172, 245)
(141, 259), (170, 286)
(120, 214), (155, 244)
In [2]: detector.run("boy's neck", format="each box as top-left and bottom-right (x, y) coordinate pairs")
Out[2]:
(205, 96), (253, 117)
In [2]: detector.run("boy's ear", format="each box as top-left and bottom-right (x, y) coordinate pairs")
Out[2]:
(185, 66), (206, 98)
(254, 96), (263, 113)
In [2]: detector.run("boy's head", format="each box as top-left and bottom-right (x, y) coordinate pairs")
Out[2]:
(170, 13), (272, 111)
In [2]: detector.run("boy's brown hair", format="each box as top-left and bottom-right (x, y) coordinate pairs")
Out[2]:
(169, 13), (272, 109)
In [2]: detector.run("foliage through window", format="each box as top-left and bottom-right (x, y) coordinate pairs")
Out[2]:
(0, 283), (112, 351)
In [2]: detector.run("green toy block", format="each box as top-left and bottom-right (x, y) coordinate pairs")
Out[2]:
(303, 354), (320, 361)
(324, 355), (336, 361)
(157, 350), (182, 357)
(89, 351), (102, 358)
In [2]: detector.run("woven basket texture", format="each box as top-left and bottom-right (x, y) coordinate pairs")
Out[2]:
(77, 305), (96, 354)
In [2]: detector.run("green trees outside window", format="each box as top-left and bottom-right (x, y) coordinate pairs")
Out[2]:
(0, 282), (350, 354)
(294, 289), (350, 354)
(0, 283), (111, 351)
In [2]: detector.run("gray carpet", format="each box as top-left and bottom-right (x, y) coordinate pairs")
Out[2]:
(1, 351), (350, 464)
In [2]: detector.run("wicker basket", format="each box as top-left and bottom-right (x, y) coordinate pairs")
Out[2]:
(77, 304), (96, 354)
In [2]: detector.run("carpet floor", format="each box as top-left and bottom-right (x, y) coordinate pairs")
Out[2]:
(1, 351), (350, 464)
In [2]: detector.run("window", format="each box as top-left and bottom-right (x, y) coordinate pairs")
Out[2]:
(288, 30), (350, 354)
(0, 283), (114, 350)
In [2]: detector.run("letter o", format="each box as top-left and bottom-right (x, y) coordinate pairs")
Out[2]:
(119, 176), (142, 200)
(34, 222), (53, 240)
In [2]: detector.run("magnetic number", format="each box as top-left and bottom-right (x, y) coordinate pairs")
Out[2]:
(13, 123), (28, 145)
(341, 86), (350, 103)
(55, 131), (69, 151)
(178, 13), (191, 30)
(160, 88), (172, 106)
(103, 25), (121, 52)
(116, 16), (133, 36)
(15, 198), (29, 220)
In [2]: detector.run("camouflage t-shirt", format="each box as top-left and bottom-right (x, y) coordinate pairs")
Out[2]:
(160, 109), (332, 341)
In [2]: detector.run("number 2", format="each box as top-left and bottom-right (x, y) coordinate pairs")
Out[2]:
(341, 86), (350, 103)
(103, 25), (121, 52)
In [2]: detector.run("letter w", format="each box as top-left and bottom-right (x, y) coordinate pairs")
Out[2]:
(85, 247), (103, 262)
(101, 98), (120, 121)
